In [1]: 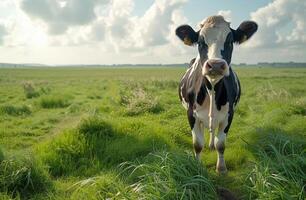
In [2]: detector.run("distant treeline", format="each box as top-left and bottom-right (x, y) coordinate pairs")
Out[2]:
(0, 62), (306, 68)
(235, 62), (306, 68)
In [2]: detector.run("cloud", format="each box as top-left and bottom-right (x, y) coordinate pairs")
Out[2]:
(133, 0), (188, 47)
(21, 0), (108, 34)
(217, 10), (232, 22)
(100, 0), (188, 52)
(247, 0), (306, 48)
(0, 25), (7, 45)
(18, 0), (188, 53)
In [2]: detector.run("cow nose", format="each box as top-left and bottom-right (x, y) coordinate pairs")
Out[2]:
(205, 59), (227, 72)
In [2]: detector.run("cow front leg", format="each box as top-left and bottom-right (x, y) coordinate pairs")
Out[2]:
(214, 132), (227, 174)
(191, 119), (204, 160)
(188, 107), (204, 160)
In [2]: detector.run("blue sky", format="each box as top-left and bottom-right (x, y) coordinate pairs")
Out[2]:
(0, 0), (305, 65)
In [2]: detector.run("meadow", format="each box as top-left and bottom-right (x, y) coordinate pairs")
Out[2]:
(0, 66), (305, 200)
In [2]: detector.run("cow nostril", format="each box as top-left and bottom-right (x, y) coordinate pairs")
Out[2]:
(220, 64), (226, 70)
(207, 63), (213, 69)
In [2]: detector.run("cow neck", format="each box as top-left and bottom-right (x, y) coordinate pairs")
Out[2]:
(204, 77), (226, 133)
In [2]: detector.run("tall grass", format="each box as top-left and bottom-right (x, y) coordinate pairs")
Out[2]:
(0, 156), (52, 199)
(119, 151), (217, 200)
(67, 173), (137, 200)
(0, 105), (31, 116)
(247, 135), (306, 200)
(67, 151), (217, 200)
(119, 87), (163, 116)
(23, 82), (40, 99)
(38, 96), (70, 109)
(23, 82), (51, 99)
(37, 115), (172, 177)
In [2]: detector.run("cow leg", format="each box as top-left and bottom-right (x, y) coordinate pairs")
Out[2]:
(192, 119), (204, 160)
(215, 121), (228, 173)
(187, 107), (204, 160)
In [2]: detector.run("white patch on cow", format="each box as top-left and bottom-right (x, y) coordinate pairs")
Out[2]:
(180, 83), (188, 109)
(186, 56), (204, 97)
(192, 119), (204, 160)
(195, 92), (229, 130)
(200, 18), (231, 60)
(204, 74), (224, 85)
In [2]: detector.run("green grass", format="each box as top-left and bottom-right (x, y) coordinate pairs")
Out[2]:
(0, 155), (52, 199)
(0, 105), (31, 116)
(0, 66), (305, 199)
(38, 96), (70, 109)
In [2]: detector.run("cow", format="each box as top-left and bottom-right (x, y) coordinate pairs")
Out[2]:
(175, 15), (257, 173)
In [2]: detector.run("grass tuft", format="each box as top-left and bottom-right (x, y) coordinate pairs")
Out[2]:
(37, 116), (172, 177)
(120, 88), (163, 116)
(119, 151), (217, 200)
(247, 135), (306, 200)
(0, 105), (31, 116)
(67, 173), (137, 200)
(23, 81), (40, 99)
(39, 96), (70, 109)
(0, 156), (52, 199)
(22, 81), (51, 99)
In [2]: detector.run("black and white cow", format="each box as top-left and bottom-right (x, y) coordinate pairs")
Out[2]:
(176, 15), (257, 173)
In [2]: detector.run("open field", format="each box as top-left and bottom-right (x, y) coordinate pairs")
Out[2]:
(0, 66), (305, 200)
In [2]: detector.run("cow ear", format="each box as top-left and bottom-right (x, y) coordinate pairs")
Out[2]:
(175, 25), (199, 46)
(233, 21), (258, 44)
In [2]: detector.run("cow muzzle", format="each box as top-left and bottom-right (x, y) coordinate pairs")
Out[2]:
(202, 59), (229, 83)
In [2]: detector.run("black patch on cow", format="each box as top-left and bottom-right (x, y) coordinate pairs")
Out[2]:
(214, 79), (228, 111)
(198, 36), (208, 60)
(203, 77), (212, 90)
(223, 68), (241, 133)
(196, 82), (207, 105)
(187, 107), (196, 129)
(221, 33), (234, 64)
(224, 110), (234, 133)
(187, 91), (195, 129)
(216, 143), (225, 154)
(194, 142), (203, 153)
(232, 21), (258, 44)
(175, 25), (199, 45)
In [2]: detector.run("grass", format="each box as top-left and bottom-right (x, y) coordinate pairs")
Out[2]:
(247, 134), (305, 200)
(118, 151), (217, 199)
(120, 87), (164, 116)
(38, 96), (70, 109)
(0, 105), (31, 116)
(0, 66), (305, 199)
(0, 155), (52, 199)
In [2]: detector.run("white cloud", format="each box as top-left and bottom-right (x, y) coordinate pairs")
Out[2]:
(217, 10), (232, 22)
(1, 0), (305, 64)
(247, 0), (306, 48)
(0, 25), (7, 45)
(4, 0), (188, 50)
(20, 0), (109, 34)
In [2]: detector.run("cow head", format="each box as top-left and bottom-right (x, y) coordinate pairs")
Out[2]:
(176, 15), (257, 84)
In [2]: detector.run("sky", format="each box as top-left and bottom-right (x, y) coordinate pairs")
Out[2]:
(0, 0), (305, 65)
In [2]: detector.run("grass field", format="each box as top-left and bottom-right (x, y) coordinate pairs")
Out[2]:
(0, 66), (305, 200)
